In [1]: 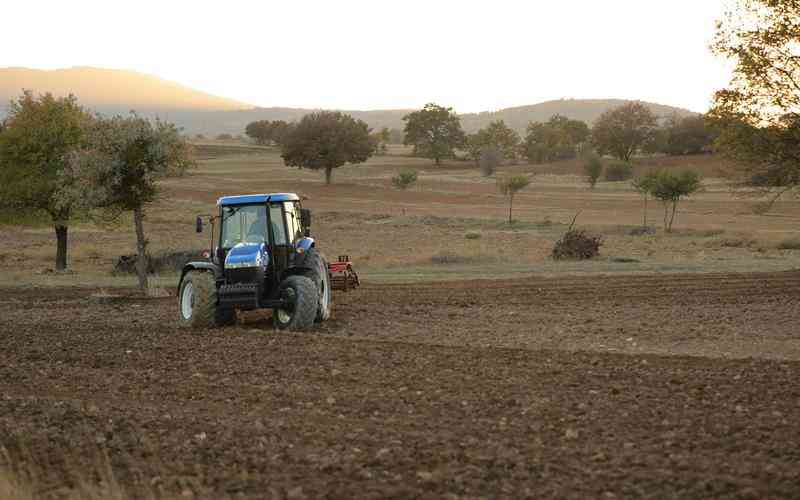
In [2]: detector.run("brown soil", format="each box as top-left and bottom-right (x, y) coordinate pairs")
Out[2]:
(2, 272), (800, 499)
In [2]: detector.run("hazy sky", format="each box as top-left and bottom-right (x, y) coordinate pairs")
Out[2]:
(4, 0), (734, 112)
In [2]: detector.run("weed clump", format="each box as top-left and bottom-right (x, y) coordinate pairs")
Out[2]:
(552, 230), (603, 260)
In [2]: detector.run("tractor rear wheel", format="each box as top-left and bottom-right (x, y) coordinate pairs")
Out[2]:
(178, 271), (235, 328)
(274, 275), (317, 331)
(303, 248), (332, 322)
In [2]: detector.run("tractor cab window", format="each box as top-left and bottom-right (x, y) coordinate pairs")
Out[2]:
(284, 202), (302, 243)
(268, 204), (288, 245)
(220, 204), (267, 248)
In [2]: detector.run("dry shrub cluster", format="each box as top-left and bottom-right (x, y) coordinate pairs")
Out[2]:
(552, 230), (603, 260)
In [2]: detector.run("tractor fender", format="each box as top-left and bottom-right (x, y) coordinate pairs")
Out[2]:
(177, 261), (222, 295)
(291, 238), (316, 270)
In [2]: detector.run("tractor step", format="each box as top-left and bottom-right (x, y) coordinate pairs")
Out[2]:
(329, 255), (360, 291)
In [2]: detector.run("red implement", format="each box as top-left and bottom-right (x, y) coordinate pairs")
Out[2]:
(329, 255), (360, 291)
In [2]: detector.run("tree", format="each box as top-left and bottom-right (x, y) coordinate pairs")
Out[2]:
(370, 127), (390, 155)
(403, 103), (466, 165)
(466, 120), (521, 162)
(522, 115), (590, 164)
(391, 169), (418, 189)
(591, 102), (658, 161)
(67, 114), (194, 292)
(583, 154), (603, 189)
(649, 169), (702, 233)
(281, 111), (373, 184)
(245, 120), (271, 144)
(631, 171), (658, 228)
(216, 133), (233, 140)
(662, 114), (716, 155)
(497, 175), (531, 224)
(479, 147), (502, 177)
(0, 91), (93, 270)
(708, 0), (800, 203)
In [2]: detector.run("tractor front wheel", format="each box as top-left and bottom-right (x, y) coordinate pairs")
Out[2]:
(274, 275), (318, 331)
(178, 271), (235, 328)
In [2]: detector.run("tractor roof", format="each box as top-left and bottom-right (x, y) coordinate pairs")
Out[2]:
(217, 193), (300, 206)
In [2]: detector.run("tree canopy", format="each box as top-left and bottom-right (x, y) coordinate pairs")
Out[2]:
(281, 111), (373, 184)
(465, 120), (521, 162)
(0, 91), (93, 270)
(522, 114), (589, 164)
(403, 103), (466, 165)
(591, 102), (658, 161)
(708, 0), (800, 204)
(66, 114), (194, 291)
(245, 120), (292, 146)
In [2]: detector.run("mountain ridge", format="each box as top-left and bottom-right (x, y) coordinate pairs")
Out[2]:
(1, 67), (696, 135)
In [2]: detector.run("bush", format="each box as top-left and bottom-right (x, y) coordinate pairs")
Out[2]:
(464, 231), (481, 240)
(479, 147), (502, 176)
(604, 161), (633, 181)
(583, 155), (603, 189)
(552, 230), (603, 260)
(216, 133), (234, 140)
(391, 169), (418, 189)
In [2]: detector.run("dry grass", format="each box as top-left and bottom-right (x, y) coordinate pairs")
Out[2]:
(2, 149), (800, 287)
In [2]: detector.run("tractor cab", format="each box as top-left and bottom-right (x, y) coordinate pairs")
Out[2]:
(178, 192), (358, 331)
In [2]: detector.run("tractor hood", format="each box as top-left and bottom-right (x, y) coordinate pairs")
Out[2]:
(224, 242), (269, 269)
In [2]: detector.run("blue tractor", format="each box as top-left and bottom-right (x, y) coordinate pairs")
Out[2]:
(177, 193), (359, 330)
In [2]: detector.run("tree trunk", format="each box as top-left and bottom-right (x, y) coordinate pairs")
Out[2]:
(508, 194), (514, 225)
(643, 195), (648, 228)
(435, 156), (441, 166)
(668, 200), (678, 233)
(133, 206), (149, 293)
(325, 167), (332, 185)
(54, 224), (68, 271)
(663, 202), (670, 233)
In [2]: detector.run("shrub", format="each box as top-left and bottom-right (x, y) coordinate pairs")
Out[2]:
(604, 161), (633, 181)
(479, 147), (502, 176)
(465, 231), (481, 240)
(583, 155), (603, 189)
(391, 169), (418, 189)
(216, 133), (234, 140)
(552, 230), (603, 260)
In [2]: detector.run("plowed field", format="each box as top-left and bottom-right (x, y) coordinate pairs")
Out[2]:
(2, 271), (800, 499)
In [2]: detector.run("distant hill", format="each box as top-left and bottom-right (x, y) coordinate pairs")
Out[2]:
(0, 67), (695, 135)
(0, 67), (251, 114)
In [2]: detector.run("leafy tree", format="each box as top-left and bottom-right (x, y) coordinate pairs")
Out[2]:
(466, 120), (521, 162)
(269, 120), (292, 146)
(522, 114), (590, 164)
(391, 169), (418, 190)
(591, 102), (658, 161)
(216, 133), (233, 140)
(0, 91), (93, 270)
(497, 175), (531, 224)
(583, 154), (603, 189)
(479, 147), (502, 177)
(709, 0), (800, 204)
(604, 160), (633, 181)
(631, 171), (658, 228)
(711, 0), (799, 123)
(281, 111), (373, 184)
(666, 115), (715, 155)
(403, 103), (466, 165)
(649, 169), (702, 233)
(67, 114), (194, 292)
(370, 127), (391, 155)
(245, 120), (269, 144)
